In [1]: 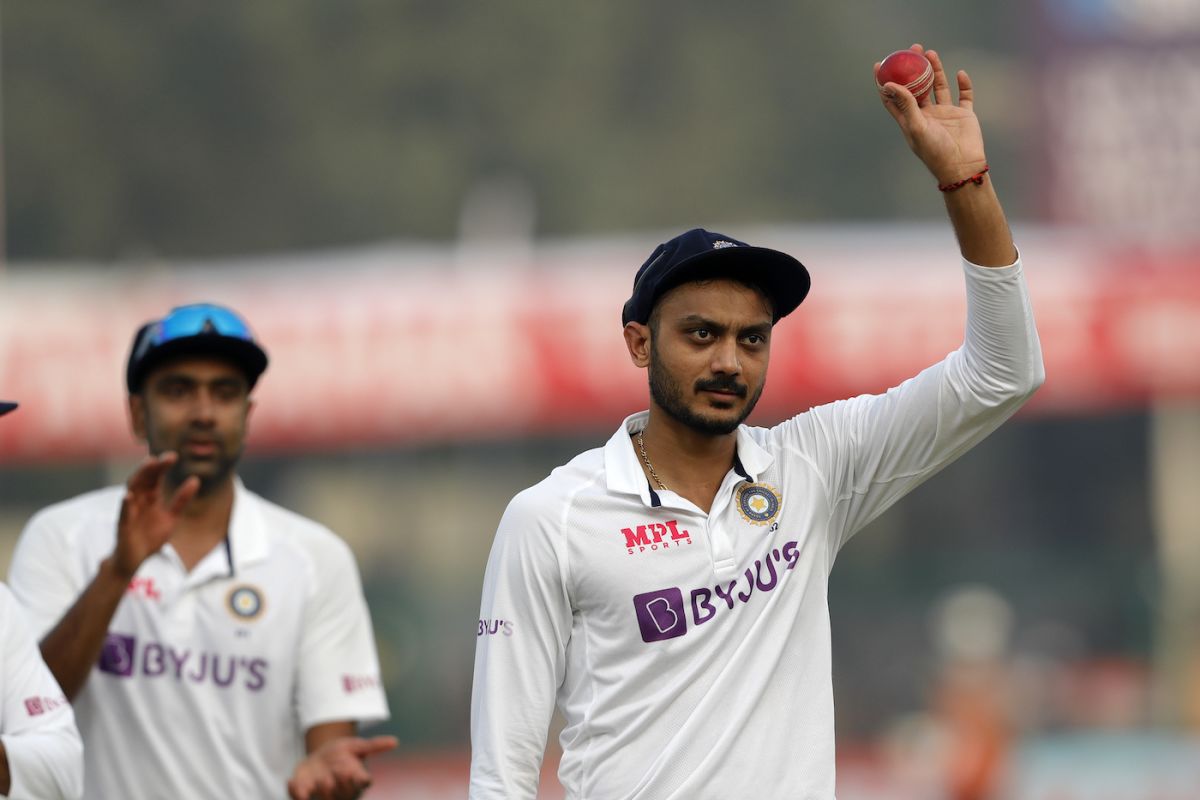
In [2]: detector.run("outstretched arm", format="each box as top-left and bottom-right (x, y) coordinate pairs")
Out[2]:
(780, 47), (1046, 553)
(876, 45), (1015, 267)
(38, 454), (198, 700)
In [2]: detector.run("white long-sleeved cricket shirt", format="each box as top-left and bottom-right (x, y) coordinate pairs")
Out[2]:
(0, 583), (83, 800)
(472, 260), (1046, 796)
(470, 257), (1044, 800)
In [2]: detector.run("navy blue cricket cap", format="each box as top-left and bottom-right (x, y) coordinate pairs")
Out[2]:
(125, 303), (269, 393)
(621, 228), (811, 326)
(0, 401), (16, 417)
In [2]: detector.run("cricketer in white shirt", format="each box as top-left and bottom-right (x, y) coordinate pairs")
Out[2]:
(7, 304), (392, 800)
(0, 583), (83, 800)
(9, 481), (389, 799)
(472, 258), (1042, 798)
(471, 49), (1044, 799)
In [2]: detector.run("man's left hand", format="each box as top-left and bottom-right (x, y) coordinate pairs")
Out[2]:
(287, 735), (398, 800)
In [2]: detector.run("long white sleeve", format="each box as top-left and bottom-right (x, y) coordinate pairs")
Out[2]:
(777, 256), (1044, 554)
(469, 489), (573, 799)
(0, 585), (83, 800)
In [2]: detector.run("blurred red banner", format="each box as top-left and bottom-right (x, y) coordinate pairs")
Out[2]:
(1, 228), (1198, 464)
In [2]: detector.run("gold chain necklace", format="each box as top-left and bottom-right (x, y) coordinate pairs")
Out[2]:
(636, 431), (668, 491)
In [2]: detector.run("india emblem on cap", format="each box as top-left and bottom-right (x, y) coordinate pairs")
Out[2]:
(712, 240), (738, 249)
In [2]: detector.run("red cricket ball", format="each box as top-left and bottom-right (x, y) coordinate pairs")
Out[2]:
(876, 49), (934, 101)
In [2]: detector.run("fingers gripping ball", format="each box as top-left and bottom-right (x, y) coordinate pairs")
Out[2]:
(876, 49), (934, 101)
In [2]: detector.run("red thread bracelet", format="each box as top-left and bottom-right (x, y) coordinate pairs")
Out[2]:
(938, 165), (989, 192)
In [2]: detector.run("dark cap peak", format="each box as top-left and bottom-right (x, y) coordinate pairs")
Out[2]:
(622, 228), (810, 326)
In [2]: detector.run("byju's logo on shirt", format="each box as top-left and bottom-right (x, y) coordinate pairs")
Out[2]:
(96, 632), (268, 690)
(23, 695), (66, 717)
(99, 633), (136, 677)
(478, 618), (514, 637)
(622, 520), (692, 555)
(633, 588), (688, 642)
(342, 674), (382, 694)
(633, 541), (802, 644)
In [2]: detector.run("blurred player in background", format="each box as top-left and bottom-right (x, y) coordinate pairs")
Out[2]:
(470, 46), (1044, 798)
(7, 306), (396, 800)
(0, 401), (83, 800)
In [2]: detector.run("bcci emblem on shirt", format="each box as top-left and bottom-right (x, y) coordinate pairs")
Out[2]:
(227, 585), (265, 620)
(736, 483), (781, 525)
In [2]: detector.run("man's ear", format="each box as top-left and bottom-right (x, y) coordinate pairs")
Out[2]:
(128, 394), (148, 442)
(623, 322), (652, 369)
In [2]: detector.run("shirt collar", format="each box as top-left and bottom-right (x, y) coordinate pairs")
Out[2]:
(227, 477), (270, 573)
(603, 411), (776, 507)
(733, 424), (774, 480)
(604, 411), (655, 505)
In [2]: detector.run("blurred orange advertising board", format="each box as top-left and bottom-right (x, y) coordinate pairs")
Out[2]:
(0, 228), (1198, 464)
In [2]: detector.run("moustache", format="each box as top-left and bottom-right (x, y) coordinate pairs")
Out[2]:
(695, 377), (748, 397)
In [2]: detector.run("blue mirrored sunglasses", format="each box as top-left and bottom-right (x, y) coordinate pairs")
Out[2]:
(135, 303), (256, 358)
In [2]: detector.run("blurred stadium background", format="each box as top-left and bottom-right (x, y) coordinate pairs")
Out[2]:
(1, 2), (1199, 798)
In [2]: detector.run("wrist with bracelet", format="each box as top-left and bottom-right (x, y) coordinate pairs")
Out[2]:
(938, 165), (989, 192)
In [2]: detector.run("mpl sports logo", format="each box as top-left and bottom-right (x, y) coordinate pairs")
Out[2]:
(632, 541), (801, 643)
(622, 519), (692, 556)
(126, 576), (162, 601)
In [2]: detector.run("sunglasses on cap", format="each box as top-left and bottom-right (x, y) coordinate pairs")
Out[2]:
(132, 303), (255, 360)
(126, 303), (269, 393)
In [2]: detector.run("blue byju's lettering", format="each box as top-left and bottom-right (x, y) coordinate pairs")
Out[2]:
(97, 635), (268, 691)
(634, 541), (801, 642)
(477, 619), (514, 637)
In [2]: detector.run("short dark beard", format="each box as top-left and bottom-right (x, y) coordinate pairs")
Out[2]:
(164, 451), (240, 497)
(149, 428), (243, 497)
(648, 337), (764, 436)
